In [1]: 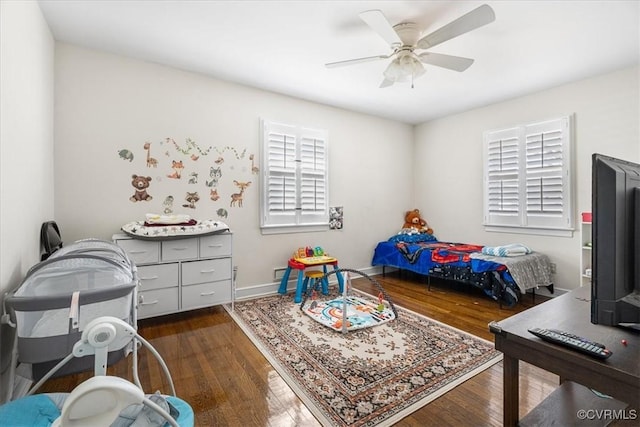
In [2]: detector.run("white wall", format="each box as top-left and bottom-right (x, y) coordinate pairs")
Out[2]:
(0, 0), (54, 401)
(414, 66), (640, 292)
(54, 44), (414, 292)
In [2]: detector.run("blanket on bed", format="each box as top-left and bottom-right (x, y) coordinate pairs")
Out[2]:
(469, 251), (552, 293)
(394, 241), (485, 265)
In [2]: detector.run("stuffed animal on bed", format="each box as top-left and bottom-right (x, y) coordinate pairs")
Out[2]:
(403, 209), (433, 234)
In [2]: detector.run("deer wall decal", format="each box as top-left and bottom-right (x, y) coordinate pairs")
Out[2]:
(230, 180), (251, 207)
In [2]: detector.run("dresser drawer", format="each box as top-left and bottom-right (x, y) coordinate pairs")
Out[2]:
(182, 258), (231, 285)
(138, 287), (179, 319)
(161, 239), (198, 262)
(182, 280), (232, 310)
(137, 263), (179, 291)
(117, 239), (159, 265)
(199, 234), (232, 258)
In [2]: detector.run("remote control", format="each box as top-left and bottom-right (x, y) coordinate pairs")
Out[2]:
(547, 329), (606, 348)
(528, 328), (612, 359)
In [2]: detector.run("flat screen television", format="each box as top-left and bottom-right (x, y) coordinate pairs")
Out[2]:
(591, 153), (640, 328)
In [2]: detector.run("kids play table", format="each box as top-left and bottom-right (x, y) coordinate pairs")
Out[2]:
(278, 256), (344, 303)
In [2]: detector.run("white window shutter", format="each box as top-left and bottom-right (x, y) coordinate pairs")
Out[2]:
(484, 115), (573, 234)
(524, 117), (572, 229)
(261, 120), (329, 231)
(299, 131), (328, 221)
(484, 127), (522, 226)
(263, 122), (297, 225)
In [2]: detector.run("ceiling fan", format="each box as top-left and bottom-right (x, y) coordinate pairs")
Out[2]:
(326, 4), (495, 88)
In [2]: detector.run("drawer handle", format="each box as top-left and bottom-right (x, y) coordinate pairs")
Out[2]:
(171, 247), (189, 251)
(140, 300), (159, 306)
(139, 276), (159, 281)
(201, 291), (216, 296)
(129, 250), (148, 254)
(138, 295), (159, 306)
(201, 269), (216, 274)
(207, 244), (223, 248)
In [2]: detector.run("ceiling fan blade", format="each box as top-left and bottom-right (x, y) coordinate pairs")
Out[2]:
(418, 52), (474, 72)
(359, 9), (402, 48)
(417, 4), (495, 50)
(325, 54), (390, 68)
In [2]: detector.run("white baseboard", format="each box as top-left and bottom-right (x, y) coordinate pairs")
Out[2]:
(235, 266), (384, 301)
(236, 266), (576, 304)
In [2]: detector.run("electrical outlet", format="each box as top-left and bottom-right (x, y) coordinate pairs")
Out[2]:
(550, 263), (557, 274)
(273, 267), (287, 281)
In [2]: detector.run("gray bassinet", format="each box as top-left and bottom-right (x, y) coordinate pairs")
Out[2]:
(4, 239), (138, 382)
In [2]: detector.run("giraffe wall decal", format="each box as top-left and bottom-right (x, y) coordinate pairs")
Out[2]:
(143, 142), (158, 168)
(250, 153), (259, 174)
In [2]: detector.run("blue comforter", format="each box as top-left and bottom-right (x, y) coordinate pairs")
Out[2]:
(371, 236), (520, 306)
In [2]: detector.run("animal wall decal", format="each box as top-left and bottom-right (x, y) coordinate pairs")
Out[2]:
(230, 180), (251, 207)
(205, 167), (222, 187)
(118, 149), (134, 162)
(130, 175), (153, 202)
(217, 208), (228, 218)
(143, 142), (158, 168)
(182, 192), (200, 209)
(250, 153), (259, 174)
(167, 160), (184, 179)
(163, 195), (174, 214)
(118, 138), (256, 217)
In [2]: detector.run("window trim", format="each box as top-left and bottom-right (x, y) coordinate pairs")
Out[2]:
(260, 119), (329, 235)
(483, 115), (574, 237)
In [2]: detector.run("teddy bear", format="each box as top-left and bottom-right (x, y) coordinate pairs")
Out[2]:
(130, 174), (153, 202)
(403, 209), (433, 234)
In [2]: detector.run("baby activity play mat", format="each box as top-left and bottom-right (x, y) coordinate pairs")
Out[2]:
(299, 268), (398, 333)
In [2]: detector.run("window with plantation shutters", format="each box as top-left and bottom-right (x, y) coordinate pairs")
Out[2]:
(485, 127), (521, 227)
(483, 116), (574, 236)
(261, 120), (329, 233)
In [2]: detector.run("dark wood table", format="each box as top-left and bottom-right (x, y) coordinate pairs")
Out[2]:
(490, 285), (639, 426)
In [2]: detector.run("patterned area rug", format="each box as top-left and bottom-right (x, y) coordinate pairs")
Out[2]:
(228, 290), (502, 426)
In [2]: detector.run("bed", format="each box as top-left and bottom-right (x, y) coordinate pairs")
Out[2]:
(371, 232), (553, 307)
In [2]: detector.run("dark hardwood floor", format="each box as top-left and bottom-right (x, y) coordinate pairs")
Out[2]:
(39, 272), (560, 426)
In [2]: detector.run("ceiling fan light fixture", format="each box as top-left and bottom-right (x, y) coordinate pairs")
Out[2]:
(383, 55), (425, 84)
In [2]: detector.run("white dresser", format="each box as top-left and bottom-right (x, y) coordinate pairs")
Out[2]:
(113, 232), (233, 319)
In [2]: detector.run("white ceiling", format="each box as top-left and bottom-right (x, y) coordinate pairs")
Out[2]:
(38, 0), (640, 125)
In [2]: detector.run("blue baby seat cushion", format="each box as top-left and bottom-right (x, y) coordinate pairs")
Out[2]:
(0, 392), (193, 427)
